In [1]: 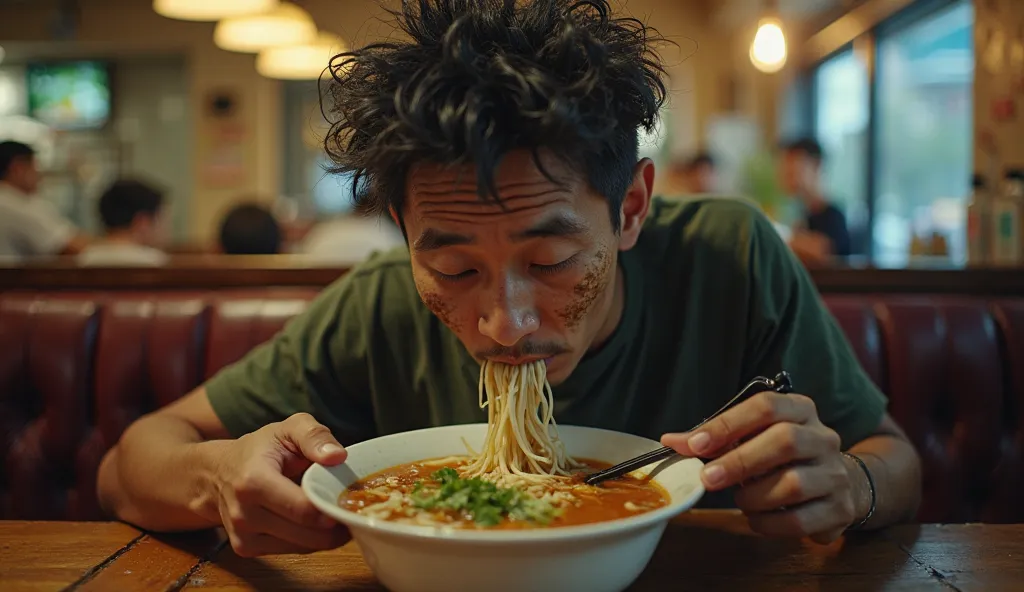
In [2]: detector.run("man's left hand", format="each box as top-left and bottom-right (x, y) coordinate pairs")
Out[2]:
(661, 391), (864, 544)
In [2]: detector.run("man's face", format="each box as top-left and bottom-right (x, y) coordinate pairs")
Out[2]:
(402, 150), (651, 385)
(7, 156), (40, 195)
(779, 150), (818, 201)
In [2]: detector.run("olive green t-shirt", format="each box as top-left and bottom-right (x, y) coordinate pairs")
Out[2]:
(207, 197), (886, 505)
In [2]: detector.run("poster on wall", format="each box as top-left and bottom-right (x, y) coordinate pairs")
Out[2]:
(200, 90), (247, 188)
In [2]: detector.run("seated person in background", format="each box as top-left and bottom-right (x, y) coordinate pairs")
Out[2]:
(662, 152), (717, 196)
(97, 0), (920, 559)
(779, 138), (851, 265)
(679, 152), (717, 194)
(219, 203), (282, 255)
(0, 140), (87, 262)
(298, 213), (405, 265)
(78, 179), (169, 267)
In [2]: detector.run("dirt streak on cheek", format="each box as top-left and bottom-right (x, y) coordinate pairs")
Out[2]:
(558, 247), (613, 330)
(421, 290), (462, 333)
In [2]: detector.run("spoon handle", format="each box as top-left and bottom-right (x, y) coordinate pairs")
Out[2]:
(582, 371), (793, 486)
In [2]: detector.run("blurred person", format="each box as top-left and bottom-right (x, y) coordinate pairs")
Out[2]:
(219, 203), (282, 255)
(298, 213), (405, 265)
(779, 138), (851, 260)
(78, 179), (170, 267)
(0, 140), (87, 261)
(679, 152), (717, 194)
(663, 152), (717, 195)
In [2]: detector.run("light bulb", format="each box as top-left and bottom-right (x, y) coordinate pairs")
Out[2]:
(256, 33), (346, 80)
(214, 3), (318, 53)
(750, 18), (787, 73)
(153, 0), (278, 22)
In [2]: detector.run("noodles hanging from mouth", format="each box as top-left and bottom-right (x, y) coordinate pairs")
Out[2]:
(461, 360), (582, 483)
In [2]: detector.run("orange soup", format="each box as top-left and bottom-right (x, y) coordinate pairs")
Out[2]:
(338, 458), (669, 529)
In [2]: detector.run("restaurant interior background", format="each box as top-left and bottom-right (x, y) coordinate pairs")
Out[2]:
(0, 0), (1020, 269)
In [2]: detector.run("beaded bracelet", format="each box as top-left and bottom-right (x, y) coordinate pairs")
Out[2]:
(842, 451), (876, 531)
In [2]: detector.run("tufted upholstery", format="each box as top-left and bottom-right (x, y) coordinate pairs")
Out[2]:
(1, 290), (1022, 524)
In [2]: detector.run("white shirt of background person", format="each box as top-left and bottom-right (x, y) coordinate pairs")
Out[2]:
(0, 182), (76, 263)
(298, 215), (405, 265)
(77, 243), (169, 267)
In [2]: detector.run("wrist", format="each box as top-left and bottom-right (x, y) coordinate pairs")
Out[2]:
(841, 451), (875, 530)
(183, 439), (236, 523)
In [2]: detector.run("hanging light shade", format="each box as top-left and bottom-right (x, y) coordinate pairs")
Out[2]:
(750, 16), (787, 73)
(214, 3), (317, 53)
(256, 32), (346, 80)
(153, 0), (278, 22)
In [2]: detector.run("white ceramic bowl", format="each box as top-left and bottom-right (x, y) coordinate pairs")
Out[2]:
(302, 424), (705, 592)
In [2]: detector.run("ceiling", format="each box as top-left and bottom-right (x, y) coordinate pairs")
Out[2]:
(708, 0), (858, 29)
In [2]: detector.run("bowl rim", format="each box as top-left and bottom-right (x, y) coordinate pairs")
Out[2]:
(301, 424), (706, 544)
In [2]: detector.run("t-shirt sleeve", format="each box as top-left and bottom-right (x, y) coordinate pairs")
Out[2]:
(205, 273), (376, 443)
(18, 200), (75, 255)
(741, 212), (886, 449)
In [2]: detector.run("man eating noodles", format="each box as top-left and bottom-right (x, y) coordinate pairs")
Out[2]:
(97, 0), (921, 557)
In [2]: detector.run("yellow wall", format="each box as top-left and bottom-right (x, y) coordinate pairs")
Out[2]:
(974, 0), (1024, 177)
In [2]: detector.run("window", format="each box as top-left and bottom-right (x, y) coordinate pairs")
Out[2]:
(805, 0), (974, 267)
(282, 80), (358, 219)
(873, 0), (974, 267)
(813, 48), (871, 254)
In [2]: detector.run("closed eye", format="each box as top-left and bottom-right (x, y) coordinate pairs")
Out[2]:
(531, 253), (579, 275)
(434, 269), (478, 282)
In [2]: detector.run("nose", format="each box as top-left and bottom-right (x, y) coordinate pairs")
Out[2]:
(477, 271), (539, 347)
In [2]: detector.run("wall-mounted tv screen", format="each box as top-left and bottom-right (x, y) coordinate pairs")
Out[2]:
(26, 61), (111, 130)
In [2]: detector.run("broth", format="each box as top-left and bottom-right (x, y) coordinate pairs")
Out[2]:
(338, 458), (670, 529)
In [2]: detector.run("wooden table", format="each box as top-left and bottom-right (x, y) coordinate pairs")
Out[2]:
(1, 511), (1021, 591)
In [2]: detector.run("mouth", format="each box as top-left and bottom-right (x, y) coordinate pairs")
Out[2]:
(487, 355), (556, 366)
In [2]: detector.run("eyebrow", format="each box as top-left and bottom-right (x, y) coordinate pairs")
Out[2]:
(413, 213), (589, 252)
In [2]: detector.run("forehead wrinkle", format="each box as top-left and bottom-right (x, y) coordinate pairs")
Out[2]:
(411, 177), (573, 199)
(417, 197), (569, 221)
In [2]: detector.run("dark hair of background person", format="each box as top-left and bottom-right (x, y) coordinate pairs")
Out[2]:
(685, 152), (714, 170)
(219, 203), (282, 255)
(320, 0), (669, 233)
(780, 138), (825, 164)
(98, 179), (166, 230)
(0, 141), (35, 179)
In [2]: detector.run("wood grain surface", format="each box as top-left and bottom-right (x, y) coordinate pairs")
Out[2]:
(2, 511), (1021, 592)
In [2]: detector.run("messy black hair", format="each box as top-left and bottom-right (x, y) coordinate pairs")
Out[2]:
(322, 0), (668, 233)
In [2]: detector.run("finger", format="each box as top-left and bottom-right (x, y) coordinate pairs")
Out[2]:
(700, 423), (832, 491)
(734, 464), (837, 513)
(234, 466), (337, 529)
(228, 531), (347, 558)
(747, 497), (854, 541)
(278, 413), (348, 465)
(248, 504), (350, 551)
(662, 393), (818, 458)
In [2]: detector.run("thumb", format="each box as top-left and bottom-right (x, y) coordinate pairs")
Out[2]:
(279, 413), (348, 466)
(661, 432), (701, 457)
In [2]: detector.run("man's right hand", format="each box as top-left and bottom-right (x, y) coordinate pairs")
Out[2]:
(214, 413), (351, 557)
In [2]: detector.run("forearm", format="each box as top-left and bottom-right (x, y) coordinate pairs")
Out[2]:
(97, 414), (232, 532)
(846, 433), (922, 530)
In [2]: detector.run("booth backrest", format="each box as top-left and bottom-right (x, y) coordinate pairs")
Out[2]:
(1, 289), (1022, 524)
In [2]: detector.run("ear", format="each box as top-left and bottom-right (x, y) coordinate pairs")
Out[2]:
(618, 158), (655, 251)
(389, 207), (400, 228)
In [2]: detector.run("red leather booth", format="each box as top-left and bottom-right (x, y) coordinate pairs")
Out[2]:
(2, 288), (1022, 524)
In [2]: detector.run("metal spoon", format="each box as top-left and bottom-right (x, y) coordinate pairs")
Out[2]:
(582, 371), (794, 486)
